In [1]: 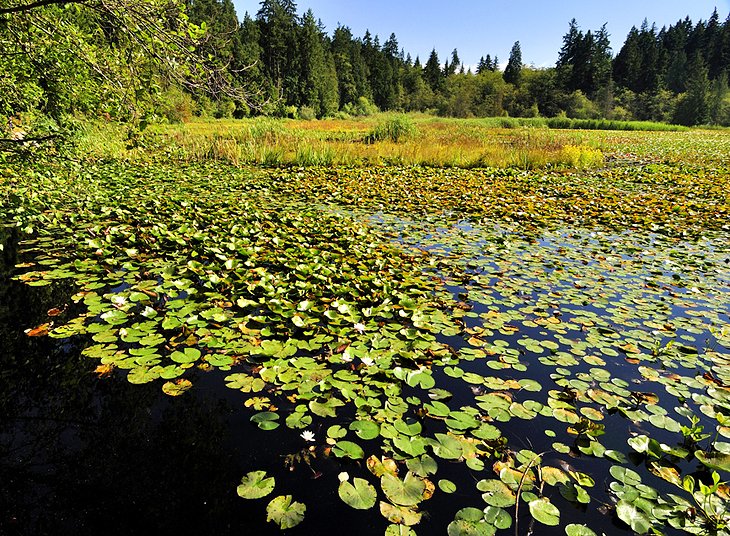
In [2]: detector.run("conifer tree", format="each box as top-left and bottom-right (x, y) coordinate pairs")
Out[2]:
(503, 41), (522, 85)
(423, 49), (442, 91)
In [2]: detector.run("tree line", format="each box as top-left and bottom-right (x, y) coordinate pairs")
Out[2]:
(187, 0), (730, 125)
(2, 0), (729, 128)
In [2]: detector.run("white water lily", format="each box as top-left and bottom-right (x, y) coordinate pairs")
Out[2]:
(360, 356), (374, 366)
(300, 430), (315, 442)
(353, 322), (366, 334)
(338, 471), (349, 482)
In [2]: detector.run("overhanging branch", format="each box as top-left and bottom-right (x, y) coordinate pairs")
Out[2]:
(0, 0), (82, 15)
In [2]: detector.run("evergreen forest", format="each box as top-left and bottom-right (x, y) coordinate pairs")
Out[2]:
(2, 0), (730, 132)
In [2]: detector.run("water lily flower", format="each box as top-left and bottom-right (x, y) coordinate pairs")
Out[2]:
(360, 356), (374, 366)
(300, 430), (315, 442)
(353, 322), (366, 334)
(338, 471), (349, 482)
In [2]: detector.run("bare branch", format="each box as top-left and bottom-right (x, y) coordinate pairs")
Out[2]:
(0, 0), (82, 15)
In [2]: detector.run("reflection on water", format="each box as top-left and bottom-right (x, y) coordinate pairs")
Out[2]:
(0, 228), (379, 536)
(3, 209), (728, 535)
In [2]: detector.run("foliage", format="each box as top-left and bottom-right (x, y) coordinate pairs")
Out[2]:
(366, 115), (418, 143)
(4, 125), (730, 533)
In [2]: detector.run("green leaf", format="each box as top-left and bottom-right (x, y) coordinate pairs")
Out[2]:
(438, 479), (457, 493)
(447, 507), (495, 536)
(349, 419), (380, 440)
(609, 465), (642, 486)
(379, 501), (422, 526)
(170, 347), (201, 364)
(565, 524), (597, 536)
(381, 472), (427, 507)
(338, 477), (377, 510)
(332, 440), (364, 460)
(251, 411), (279, 430)
(528, 497), (560, 526)
(615, 500), (653, 534)
(161, 379), (192, 396)
(695, 450), (730, 472)
(478, 479), (515, 508)
(384, 524), (417, 536)
(432, 433), (463, 460)
(237, 471), (275, 499)
(266, 495), (306, 529)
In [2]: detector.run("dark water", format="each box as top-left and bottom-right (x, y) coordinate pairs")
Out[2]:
(0, 224), (693, 536)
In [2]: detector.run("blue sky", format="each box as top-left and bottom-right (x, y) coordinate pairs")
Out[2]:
(233, 1), (729, 69)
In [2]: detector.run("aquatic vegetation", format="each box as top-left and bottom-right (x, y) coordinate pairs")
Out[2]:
(2, 128), (730, 535)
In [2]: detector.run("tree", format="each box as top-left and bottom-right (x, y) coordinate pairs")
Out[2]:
(503, 41), (522, 85)
(673, 53), (710, 125)
(257, 0), (299, 104)
(423, 49), (443, 91)
(297, 9), (338, 116)
(0, 0), (249, 131)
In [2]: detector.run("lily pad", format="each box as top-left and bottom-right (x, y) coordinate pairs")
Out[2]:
(338, 477), (377, 510)
(266, 495), (306, 529)
(237, 471), (276, 500)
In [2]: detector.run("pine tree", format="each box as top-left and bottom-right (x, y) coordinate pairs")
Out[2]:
(298, 9), (338, 116)
(423, 49), (442, 91)
(503, 41), (522, 85)
(613, 26), (642, 90)
(673, 52), (710, 125)
(257, 0), (300, 102)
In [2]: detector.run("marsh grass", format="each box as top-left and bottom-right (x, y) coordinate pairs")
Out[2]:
(73, 114), (699, 169)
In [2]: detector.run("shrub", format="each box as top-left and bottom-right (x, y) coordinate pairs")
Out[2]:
(343, 96), (379, 117)
(560, 144), (604, 169)
(298, 106), (316, 121)
(156, 87), (194, 123)
(366, 115), (418, 143)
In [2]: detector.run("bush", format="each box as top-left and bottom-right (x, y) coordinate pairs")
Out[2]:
(343, 96), (379, 117)
(560, 145), (604, 169)
(156, 87), (194, 123)
(298, 106), (316, 120)
(366, 115), (418, 143)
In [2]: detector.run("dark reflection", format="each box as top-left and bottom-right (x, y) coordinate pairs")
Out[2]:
(0, 227), (633, 536)
(1, 230), (240, 536)
(0, 229), (382, 536)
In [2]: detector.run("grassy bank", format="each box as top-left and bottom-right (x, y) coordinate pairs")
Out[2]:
(74, 114), (699, 170)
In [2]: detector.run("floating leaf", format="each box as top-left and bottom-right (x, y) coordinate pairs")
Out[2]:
(251, 411), (280, 431)
(564, 524), (597, 536)
(695, 451), (730, 472)
(237, 471), (275, 500)
(438, 480), (457, 493)
(379, 501), (422, 526)
(381, 472), (427, 507)
(349, 419), (380, 440)
(338, 478), (377, 510)
(266, 495), (306, 529)
(161, 378), (192, 396)
(615, 500), (652, 534)
(528, 497), (560, 526)
(333, 440), (365, 460)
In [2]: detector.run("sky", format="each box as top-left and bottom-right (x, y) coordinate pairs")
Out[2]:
(232, 0), (729, 69)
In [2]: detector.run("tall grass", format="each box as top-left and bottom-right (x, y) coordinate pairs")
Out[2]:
(546, 117), (687, 131)
(75, 114), (702, 170)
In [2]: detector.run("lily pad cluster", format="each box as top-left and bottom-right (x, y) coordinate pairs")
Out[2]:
(3, 128), (730, 536)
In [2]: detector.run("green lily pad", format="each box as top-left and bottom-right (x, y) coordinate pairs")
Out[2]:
(381, 472), (427, 507)
(338, 477), (377, 510)
(251, 411), (280, 430)
(266, 495), (306, 529)
(237, 471), (275, 500)
(161, 379), (192, 396)
(528, 497), (560, 526)
(333, 440), (365, 460)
